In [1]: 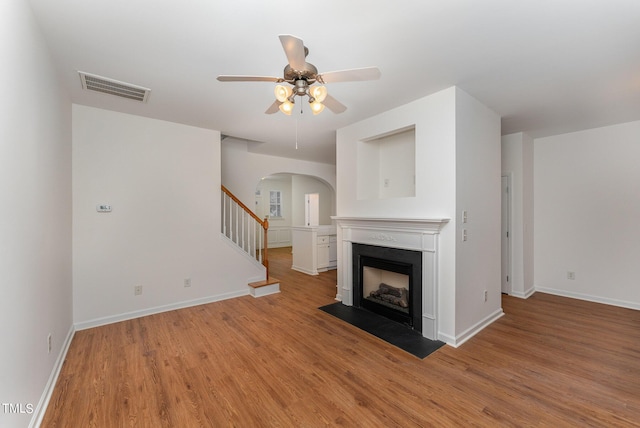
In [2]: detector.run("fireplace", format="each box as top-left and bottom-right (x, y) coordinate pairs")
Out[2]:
(352, 243), (422, 332)
(332, 217), (449, 340)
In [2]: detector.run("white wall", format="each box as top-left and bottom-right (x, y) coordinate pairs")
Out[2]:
(256, 174), (292, 247)
(534, 121), (640, 309)
(336, 86), (502, 345)
(73, 105), (264, 327)
(291, 174), (334, 226)
(454, 89), (502, 340)
(378, 128), (416, 199)
(0, 1), (72, 426)
(501, 132), (535, 298)
(357, 128), (416, 200)
(221, 138), (336, 211)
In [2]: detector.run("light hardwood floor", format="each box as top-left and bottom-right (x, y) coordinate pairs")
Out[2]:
(43, 247), (640, 427)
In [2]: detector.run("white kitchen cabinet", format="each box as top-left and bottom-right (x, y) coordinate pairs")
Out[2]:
(329, 235), (337, 266)
(291, 225), (337, 275)
(317, 236), (330, 269)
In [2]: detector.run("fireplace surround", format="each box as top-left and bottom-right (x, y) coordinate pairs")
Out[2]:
(333, 217), (449, 340)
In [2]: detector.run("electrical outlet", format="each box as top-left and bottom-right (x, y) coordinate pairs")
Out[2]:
(134, 285), (143, 295)
(184, 278), (191, 288)
(462, 229), (468, 242)
(47, 334), (52, 354)
(483, 290), (488, 302)
(567, 271), (576, 280)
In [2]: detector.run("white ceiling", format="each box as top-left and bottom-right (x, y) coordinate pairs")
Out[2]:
(27, 0), (640, 165)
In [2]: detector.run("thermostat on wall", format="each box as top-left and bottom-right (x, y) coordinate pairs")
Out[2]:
(96, 204), (112, 212)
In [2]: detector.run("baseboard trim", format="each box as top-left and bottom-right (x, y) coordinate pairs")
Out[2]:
(511, 286), (535, 299)
(291, 265), (318, 276)
(438, 308), (505, 348)
(29, 325), (75, 428)
(74, 290), (249, 331)
(535, 286), (640, 311)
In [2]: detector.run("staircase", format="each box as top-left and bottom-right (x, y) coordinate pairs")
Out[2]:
(221, 185), (279, 297)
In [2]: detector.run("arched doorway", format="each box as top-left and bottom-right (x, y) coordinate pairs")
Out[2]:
(254, 173), (335, 248)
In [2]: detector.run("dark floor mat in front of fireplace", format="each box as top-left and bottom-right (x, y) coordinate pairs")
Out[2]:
(319, 303), (445, 359)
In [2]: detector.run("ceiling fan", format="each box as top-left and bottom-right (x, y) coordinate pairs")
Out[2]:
(217, 34), (381, 115)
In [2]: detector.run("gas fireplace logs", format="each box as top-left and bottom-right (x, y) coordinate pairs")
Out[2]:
(369, 283), (409, 308)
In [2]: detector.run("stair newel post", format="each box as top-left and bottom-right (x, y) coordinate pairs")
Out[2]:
(262, 216), (269, 278)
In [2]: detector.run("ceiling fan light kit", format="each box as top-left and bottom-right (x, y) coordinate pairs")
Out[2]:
(279, 99), (295, 115)
(310, 86), (327, 103)
(274, 84), (292, 103)
(217, 34), (380, 116)
(310, 100), (325, 115)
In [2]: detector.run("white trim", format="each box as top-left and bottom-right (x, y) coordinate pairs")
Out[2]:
(74, 290), (249, 331)
(332, 217), (449, 233)
(438, 308), (505, 348)
(249, 283), (280, 297)
(501, 173), (512, 295)
(269, 190), (283, 218)
(266, 226), (292, 248)
(511, 286), (535, 299)
(291, 265), (319, 276)
(29, 325), (75, 428)
(534, 287), (640, 311)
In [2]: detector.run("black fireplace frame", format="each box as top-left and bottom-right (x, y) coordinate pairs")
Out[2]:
(352, 243), (422, 332)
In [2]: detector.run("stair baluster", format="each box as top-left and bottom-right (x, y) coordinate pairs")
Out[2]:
(221, 185), (270, 278)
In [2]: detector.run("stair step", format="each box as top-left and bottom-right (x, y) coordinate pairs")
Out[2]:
(248, 277), (280, 298)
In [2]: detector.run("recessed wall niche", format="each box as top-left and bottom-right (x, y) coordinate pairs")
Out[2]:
(357, 126), (416, 200)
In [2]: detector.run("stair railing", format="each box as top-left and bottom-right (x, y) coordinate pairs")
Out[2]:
(221, 185), (269, 278)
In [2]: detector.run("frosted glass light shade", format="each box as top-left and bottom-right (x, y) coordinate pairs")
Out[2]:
(274, 85), (293, 102)
(279, 100), (294, 115)
(310, 85), (327, 102)
(310, 100), (325, 115)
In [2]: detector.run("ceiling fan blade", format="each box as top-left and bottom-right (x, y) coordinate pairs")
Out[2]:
(323, 94), (347, 114)
(279, 34), (306, 70)
(317, 66), (381, 84)
(265, 100), (281, 114)
(217, 75), (283, 82)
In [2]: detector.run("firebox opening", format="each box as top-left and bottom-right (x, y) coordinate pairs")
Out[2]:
(352, 243), (422, 333)
(363, 267), (410, 313)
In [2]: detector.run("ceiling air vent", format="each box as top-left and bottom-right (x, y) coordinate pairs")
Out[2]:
(79, 71), (151, 103)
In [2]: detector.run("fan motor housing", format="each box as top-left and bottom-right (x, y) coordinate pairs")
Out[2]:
(283, 63), (318, 82)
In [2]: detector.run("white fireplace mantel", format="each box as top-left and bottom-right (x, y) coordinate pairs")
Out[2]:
(332, 217), (448, 250)
(331, 216), (449, 340)
(332, 217), (448, 230)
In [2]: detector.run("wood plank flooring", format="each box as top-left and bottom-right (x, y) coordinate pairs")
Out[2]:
(43, 247), (640, 427)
